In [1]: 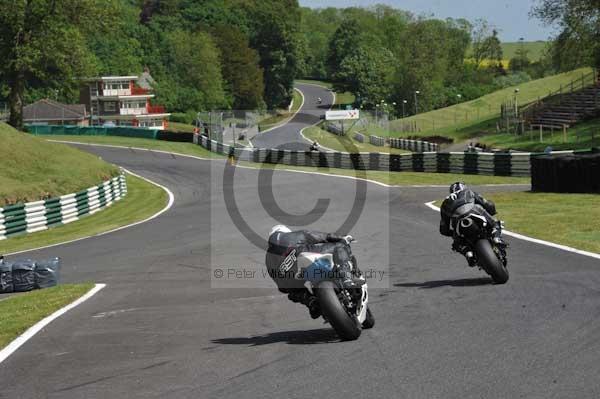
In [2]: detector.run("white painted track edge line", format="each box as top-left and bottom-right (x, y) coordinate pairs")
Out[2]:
(424, 201), (600, 260)
(5, 169), (175, 256)
(47, 140), (215, 161)
(0, 283), (106, 364)
(252, 87), (306, 137)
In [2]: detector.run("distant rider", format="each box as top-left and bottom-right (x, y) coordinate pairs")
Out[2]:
(439, 182), (506, 265)
(266, 225), (363, 318)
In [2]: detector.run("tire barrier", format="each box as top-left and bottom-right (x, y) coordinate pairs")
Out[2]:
(369, 135), (385, 147)
(354, 133), (365, 143)
(324, 123), (344, 136)
(389, 138), (438, 152)
(194, 133), (580, 177)
(156, 131), (194, 142)
(531, 150), (600, 193)
(0, 258), (61, 293)
(0, 174), (127, 240)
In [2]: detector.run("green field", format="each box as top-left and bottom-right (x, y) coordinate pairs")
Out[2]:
(0, 283), (94, 349)
(296, 79), (356, 106)
(501, 41), (548, 61)
(467, 41), (548, 63)
(303, 125), (409, 154)
(0, 123), (119, 206)
(0, 173), (168, 254)
(437, 191), (600, 254)
(387, 67), (592, 140)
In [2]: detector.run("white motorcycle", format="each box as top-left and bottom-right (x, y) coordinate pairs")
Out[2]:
(296, 241), (374, 341)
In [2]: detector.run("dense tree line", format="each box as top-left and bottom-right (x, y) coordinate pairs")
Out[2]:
(0, 0), (301, 129)
(1, 1), (589, 129)
(296, 5), (560, 116)
(532, 0), (600, 72)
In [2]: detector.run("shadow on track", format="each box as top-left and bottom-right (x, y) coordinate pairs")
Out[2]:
(212, 328), (339, 346)
(394, 277), (493, 289)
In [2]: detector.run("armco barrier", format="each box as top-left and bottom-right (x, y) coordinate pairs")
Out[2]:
(0, 174), (127, 240)
(390, 138), (438, 152)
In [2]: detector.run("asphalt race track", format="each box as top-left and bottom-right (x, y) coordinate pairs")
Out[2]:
(2, 93), (600, 398)
(251, 82), (334, 150)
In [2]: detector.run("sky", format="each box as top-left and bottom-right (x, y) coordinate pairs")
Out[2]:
(298, 0), (557, 42)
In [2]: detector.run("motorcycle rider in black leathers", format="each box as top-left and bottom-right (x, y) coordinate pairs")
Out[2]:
(266, 225), (364, 319)
(440, 182), (506, 265)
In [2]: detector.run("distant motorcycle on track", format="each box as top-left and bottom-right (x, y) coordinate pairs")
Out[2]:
(452, 213), (509, 284)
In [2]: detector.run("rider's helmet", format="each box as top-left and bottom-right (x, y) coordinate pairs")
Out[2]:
(449, 182), (466, 194)
(269, 224), (291, 237)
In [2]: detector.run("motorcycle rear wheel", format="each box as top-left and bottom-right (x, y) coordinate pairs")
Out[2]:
(475, 239), (509, 284)
(315, 280), (362, 341)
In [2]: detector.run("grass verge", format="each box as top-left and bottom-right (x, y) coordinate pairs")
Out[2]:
(44, 135), (221, 159)
(303, 125), (410, 154)
(0, 173), (168, 254)
(435, 191), (600, 254)
(478, 118), (600, 151)
(258, 89), (304, 131)
(0, 123), (118, 206)
(0, 283), (95, 349)
(169, 122), (196, 133)
(388, 67), (592, 139)
(240, 162), (530, 186)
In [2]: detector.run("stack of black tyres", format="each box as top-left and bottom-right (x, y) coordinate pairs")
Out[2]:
(0, 257), (61, 294)
(531, 149), (600, 193)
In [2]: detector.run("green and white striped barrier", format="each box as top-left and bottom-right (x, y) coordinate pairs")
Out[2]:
(195, 134), (592, 177)
(0, 174), (127, 240)
(389, 138), (439, 152)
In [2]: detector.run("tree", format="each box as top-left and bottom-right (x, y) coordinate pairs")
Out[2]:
(244, 0), (301, 109)
(87, 4), (144, 75)
(326, 19), (363, 80)
(0, 0), (118, 130)
(211, 26), (265, 110)
(164, 29), (226, 111)
(532, 0), (600, 70)
(509, 42), (531, 72)
(336, 45), (395, 106)
(471, 20), (493, 69)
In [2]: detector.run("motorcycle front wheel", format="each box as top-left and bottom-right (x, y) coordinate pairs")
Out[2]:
(315, 280), (362, 341)
(475, 239), (509, 284)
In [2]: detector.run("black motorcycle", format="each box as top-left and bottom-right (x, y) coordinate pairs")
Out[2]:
(453, 213), (509, 284)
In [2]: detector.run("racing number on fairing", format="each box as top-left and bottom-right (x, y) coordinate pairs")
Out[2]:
(279, 248), (297, 273)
